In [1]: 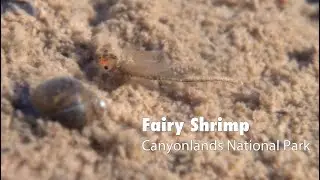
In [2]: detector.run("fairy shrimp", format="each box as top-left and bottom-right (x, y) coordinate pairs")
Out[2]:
(97, 46), (243, 85)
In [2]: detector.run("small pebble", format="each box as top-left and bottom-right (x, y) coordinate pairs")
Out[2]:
(30, 77), (106, 129)
(1, 0), (37, 16)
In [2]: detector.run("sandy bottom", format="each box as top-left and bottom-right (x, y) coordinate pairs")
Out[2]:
(1, 0), (319, 179)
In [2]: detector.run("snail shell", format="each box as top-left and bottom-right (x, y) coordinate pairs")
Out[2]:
(30, 77), (106, 129)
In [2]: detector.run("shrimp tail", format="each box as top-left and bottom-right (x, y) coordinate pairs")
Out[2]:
(129, 74), (243, 85)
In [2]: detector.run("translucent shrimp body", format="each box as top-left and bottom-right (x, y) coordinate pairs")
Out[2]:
(98, 47), (242, 85)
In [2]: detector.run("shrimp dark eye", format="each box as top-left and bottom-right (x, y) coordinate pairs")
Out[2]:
(104, 66), (109, 70)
